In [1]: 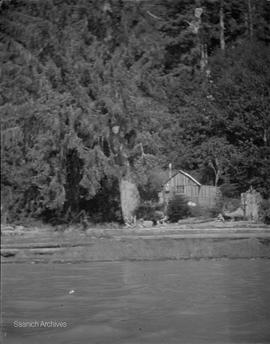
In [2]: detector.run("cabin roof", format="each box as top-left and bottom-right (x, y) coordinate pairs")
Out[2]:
(164, 170), (201, 187)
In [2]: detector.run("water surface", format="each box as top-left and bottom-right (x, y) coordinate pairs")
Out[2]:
(2, 259), (270, 343)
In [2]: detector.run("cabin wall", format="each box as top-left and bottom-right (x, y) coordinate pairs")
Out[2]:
(164, 173), (200, 204)
(171, 174), (199, 197)
(162, 172), (220, 209)
(198, 185), (220, 208)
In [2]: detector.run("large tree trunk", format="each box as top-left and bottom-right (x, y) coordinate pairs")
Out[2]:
(219, 0), (225, 51)
(108, 119), (141, 225)
(119, 165), (140, 224)
(119, 178), (140, 224)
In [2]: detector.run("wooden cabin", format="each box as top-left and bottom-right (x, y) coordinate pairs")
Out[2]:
(159, 170), (220, 208)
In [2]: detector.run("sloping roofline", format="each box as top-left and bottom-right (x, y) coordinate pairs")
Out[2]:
(164, 170), (201, 187)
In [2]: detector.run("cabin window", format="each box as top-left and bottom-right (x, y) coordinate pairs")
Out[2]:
(177, 185), (184, 194)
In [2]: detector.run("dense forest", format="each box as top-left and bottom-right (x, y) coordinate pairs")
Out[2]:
(1, 0), (270, 224)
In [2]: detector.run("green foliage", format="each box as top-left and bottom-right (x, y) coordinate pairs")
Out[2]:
(209, 42), (270, 195)
(188, 204), (221, 219)
(138, 168), (168, 201)
(220, 184), (239, 198)
(0, 0), (167, 222)
(188, 205), (204, 218)
(167, 195), (190, 223)
(1, 0), (270, 224)
(196, 137), (238, 186)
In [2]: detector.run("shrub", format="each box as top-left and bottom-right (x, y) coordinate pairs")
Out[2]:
(220, 183), (239, 198)
(222, 197), (241, 212)
(189, 205), (218, 218)
(208, 205), (223, 218)
(167, 195), (190, 222)
(188, 203), (224, 219)
(259, 199), (270, 225)
(188, 204), (205, 218)
(135, 202), (155, 220)
(138, 168), (169, 202)
(135, 201), (164, 224)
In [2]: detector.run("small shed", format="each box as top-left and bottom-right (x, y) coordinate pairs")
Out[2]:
(159, 170), (220, 208)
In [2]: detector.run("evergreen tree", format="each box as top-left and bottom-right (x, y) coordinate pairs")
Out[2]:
(1, 0), (269, 223)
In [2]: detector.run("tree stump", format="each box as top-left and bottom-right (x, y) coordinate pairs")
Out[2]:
(241, 187), (262, 222)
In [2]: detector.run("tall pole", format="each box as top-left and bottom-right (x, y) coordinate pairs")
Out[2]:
(247, 0), (253, 40)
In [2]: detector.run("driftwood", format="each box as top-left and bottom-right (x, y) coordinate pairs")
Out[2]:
(223, 207), (245, 221)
